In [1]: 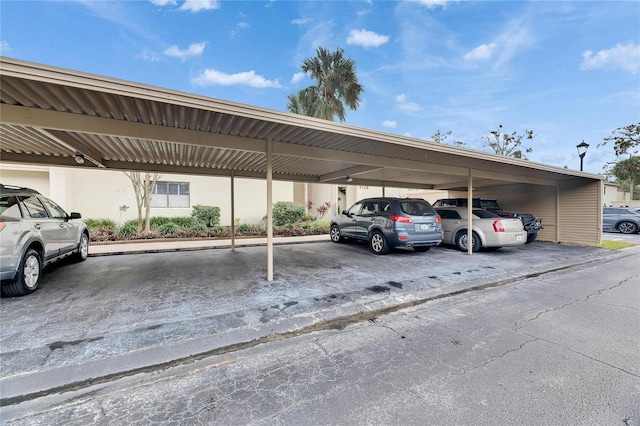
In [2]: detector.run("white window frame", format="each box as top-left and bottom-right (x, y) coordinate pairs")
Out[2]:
(150, 181), (190, 208)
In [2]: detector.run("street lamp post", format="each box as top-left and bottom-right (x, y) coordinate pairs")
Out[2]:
(576, 140), (589, 171)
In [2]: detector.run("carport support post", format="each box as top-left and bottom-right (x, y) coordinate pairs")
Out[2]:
(230, 172), (235, 251)
(267, 139), (274, 281)
(467, 169), (473, 255)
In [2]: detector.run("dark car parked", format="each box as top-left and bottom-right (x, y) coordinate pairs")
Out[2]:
(0, 184), (89, 296)
(602, 207), (640, 234)
(330, 197), (443, 255)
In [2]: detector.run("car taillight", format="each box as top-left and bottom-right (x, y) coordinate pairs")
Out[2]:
(493, 220), (505, 232)
(0, 222), (5, 232)
(436, 214), (441, 224)
(390, 215), (412, 223)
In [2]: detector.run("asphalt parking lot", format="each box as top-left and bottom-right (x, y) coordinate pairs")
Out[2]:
(0, 237), (637, 405)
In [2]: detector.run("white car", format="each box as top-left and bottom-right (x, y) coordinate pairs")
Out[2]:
(434, 207), (527, 252)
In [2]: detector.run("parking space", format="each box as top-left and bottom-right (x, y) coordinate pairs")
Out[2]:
(0, 240), (610, 383)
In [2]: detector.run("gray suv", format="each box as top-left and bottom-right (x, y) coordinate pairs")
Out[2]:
(330, 197), (443, 254)
(0, 184), (89, 296)
(602, 207), (640, 234)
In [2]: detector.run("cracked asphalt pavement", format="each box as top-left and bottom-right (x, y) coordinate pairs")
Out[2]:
(1, 240), (639, 424)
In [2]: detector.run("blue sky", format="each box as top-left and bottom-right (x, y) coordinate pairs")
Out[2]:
(1, 0), (638, 175)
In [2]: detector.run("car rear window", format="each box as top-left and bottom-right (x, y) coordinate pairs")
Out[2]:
(399, 200), (436, 216)
(473, 209), (500, 219)
(0, 196), (23, 219)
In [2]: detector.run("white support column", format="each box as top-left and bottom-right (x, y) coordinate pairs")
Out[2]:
(230, 172), (235, 251)
(267, 140), (274, 281)
(467, 169), (473, 255)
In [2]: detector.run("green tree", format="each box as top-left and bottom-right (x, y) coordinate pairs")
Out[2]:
(482, 124), (533, 159)
(601, 123), (640, 156)
(611, 156), (640, 200)
(431, 130), (466, 147)
(287, 47), (363, 122)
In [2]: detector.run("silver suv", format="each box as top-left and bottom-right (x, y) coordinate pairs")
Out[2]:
(0, 184), (89, 296)
(330, 197), (443, 254)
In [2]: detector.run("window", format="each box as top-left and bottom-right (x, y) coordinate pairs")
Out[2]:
(20, 196), (49, 218)
(150, 181), (190, 208)
(40, 197), (67, 219)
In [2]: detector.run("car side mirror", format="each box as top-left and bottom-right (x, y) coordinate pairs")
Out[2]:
(68, 212), (82, 220)
(342, 210), (348, 216)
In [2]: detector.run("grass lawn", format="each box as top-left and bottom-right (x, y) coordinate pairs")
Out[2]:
(601, 240), (637, 250)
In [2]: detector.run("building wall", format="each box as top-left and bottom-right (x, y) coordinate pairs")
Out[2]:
(1, 164), (293, 226)
(557, 179), (602, 245)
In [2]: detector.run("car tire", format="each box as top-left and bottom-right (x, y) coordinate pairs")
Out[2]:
(455, 231), (480, 252)
(526, 232), (537, 244)
(414, 246), (431, 252)
(2, 248), (42, 297)
(74, 233), (89, 261)
(330, 225), (344, 243)
(617, 221), (638, 234)
(370, 231), (390, 255)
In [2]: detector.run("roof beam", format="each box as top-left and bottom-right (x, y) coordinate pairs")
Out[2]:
(318, 165), (383, 183)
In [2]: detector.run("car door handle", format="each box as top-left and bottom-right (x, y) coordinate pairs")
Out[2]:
(34, 224), (41, 230)
(59, 224), (65, 228)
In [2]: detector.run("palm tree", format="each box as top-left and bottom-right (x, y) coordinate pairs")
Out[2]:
(287, 47), (363, 122)
(612, 156), (640, 200)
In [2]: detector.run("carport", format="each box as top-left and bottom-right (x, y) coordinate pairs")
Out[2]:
(0, 57), (603, 280)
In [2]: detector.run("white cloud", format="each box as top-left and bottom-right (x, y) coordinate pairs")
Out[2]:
(164, 42), (206, 61)
(383, 120), (397, 128)
(191, 69), (282, 88)
(462, 18), (532, 70)
(0, 41), (12, 54)
(346, 29), (389, 48)
(464, 43), (496, 62)
(139, 49), (160, 62)
(231, 22), (250, 38)
(150, 0), (176, 6)
(179, 0), (220, 12)
(290, 18), (311, 25)
(395, 94), (421, 112)
(415, 0), (454, 9)
(581, 43), (640, 75)
(290, 71), (305, 85)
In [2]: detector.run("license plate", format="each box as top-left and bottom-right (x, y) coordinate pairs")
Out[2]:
(416, 224), (433, 231)
(516, 235), (523, 241)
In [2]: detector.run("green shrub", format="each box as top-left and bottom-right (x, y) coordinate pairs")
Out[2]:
(237, 223), (252, 233)
(84, 218), (117, 231)
(192, 205), (221, 227)
(118, 222), (139, 237)
(301, 214), (316, 222)
(272, 201), (305, 226)
(150, 216), (194, 229)
(189, 223), (207, 232)
(157, 222), (180, 235)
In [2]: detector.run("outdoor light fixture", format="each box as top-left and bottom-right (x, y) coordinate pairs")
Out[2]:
(576, 140), (589, 171)
(345, 176), (354, 182)
(74, 154), (85, 164)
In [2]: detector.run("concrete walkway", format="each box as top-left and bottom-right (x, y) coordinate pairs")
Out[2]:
(88, 234), (330, 256)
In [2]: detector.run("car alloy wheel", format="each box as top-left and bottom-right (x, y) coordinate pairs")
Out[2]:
(617, 221), (638, 234)
(370, 231), (390, 255)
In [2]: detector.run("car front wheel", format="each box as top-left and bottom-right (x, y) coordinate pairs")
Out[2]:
(617, 221), (638, 234)
(370, 231), (390, 255)
(330, 225), (344, 243)
(74, 233), (89, 261)
(2, 248), (42, 297)
(455, 231), (480, 252)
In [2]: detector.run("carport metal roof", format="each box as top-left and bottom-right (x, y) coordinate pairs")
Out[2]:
(0, 57), (602, 279)
(0, 57), (598, 190)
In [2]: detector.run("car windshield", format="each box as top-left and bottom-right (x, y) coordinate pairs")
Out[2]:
(399, 200), (436, 216)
